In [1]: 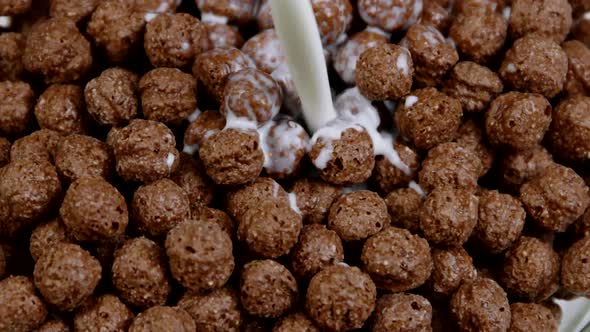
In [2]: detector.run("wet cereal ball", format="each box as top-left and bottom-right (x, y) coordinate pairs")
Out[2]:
(371, 140), (419, 194)
(385, 188), (424, 234)
(0, 276), (47, 332)
(10, 129), (61, 163)
(291, 224), (344, 279)
(474, 190), (526, 254)
(0, 81), (35, 137)
(509, 302), (558, 332)
(455, 120), (495, 176)
(55, 134), (114, 182)
(548, 96), (590, 162)
(509, 0), (571, 43)
(112, 119), (180, 183)
(183, 110), (225, 155)
(129, 306), (195, 332)
(256, 0), (273, 30)
(242, 29), (285, 75)
(35, 84), (86, 135)
(112, 237), (171, 309)
(192, 47), (255, 104)
(177, 287), (243, 332)
(86, 0), (145, 63)
(226, 177), (288, 219)
(421, 0), (452, 33)
(291, 178), (341, 224)
(85, 67), (139, 127)
(0, 0), (31, 15)
(520, 164), (590, 232)
(23, 18), (92, 84)
(420, 188), (479, 246)
(29, 218), (70, 262)
(372, 293), (433, 332)
(311, 0), (352, 46)
(273, 312), (319, 332)
(34, 243), (101, 311)
(306, 264), (376, 331)
(74, 294), (134, 332)
(450, 277), (511, 332)
(485, 92), (552, 151)
(328, 190), (389, 242)
(199, 128), (264, 185)
(401, 24), (459, 87)
(333, 29), (389, 85)
(170, 153), (215, 208)
(395, 88), (463, 151)
(50, 0), (98, 22)
(0, 137), (8, 167)
(166, 219), (234, 292)
(196, 0), (257, 25)
(207, 23), (244, 49)
(240, 259), (298, 318)
(36, 319), (70, 332)
(262, 117), (309, 179)
(500, 146), (554, 191)
(443, 61), (503, 113)
(358, 0), (420, 32)
(563, 40), (590, 96)
(428, 247), (477, 298)
(0, 33), (25, 81)
(500, 34), (568, 98)
(500, 236), (560, 301)
(561, 236), (590, 296)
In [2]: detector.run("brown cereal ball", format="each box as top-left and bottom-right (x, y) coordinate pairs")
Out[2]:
(306, 264), (376, 331)
(129, 306), (195, 332)
(192, 207), (235, 239)
(333, 29), (389, 85)
(256, 0), (273, 29)
(55, 134), (114, 182)
(34, 243), (101, 311)
(428, 247), (477, 298)
(500, 236), (560, 301)
(112, 119), (180, 183)
(207, 23), (244, 49)
(443, 61), (503, 113)
(420, 188), (479, 246)
(85, 68), (139, 127)
(226, 177), (288, 219)
(572, 16), (590, 46)
(60, 177), (127, 243)
(86, 0), (145, 63)
(112, 237), (171, 309)
(520, 164), (590, 232)
(291, 178), (340, 224)
(421, 0), (452, 33)
(509, 302), (558, 332)
(455, 120), (495, 176)
(166, 219), (234, 292)
(0, 137), (8, 167)
(358, 0), (420, 32)
(23, 18), (92, 84)
(500, 34), (568, 98)
(196, 0), (257, 25)
(273, 312), (319, 332)
(328, 190), (389, 242)
(561, 236), (590, 296)
(0, 33), (25, 81)
(183, 110), (225, 154)
(36, 319), (70, 332)
(74, 294), (134, 332)
(240, 259), (298, 318)
(9, 129), (61, 163)
(35, 84), (87, 135)
(509, 0), (572, 43)
(0, 0), (30, 15)
(385, 188), (424, 234)
(371, 140), (419, 194)
(170, 153), (215, 207)
(311, 0), (352, 46)
(0, 276), (47, 332)
(178, 287), (242, 331)
(562, 40), (590, 96)
(291, 224), (344, 279)
(0, 81), (34, 137)
(401, 24), (459, 86)
(548, 96), (590, 162)
(450, 278), (511, 332)
(242, 29), (285, 75)
(395, 88), (463, 151)
(193, 47), (255, 104)
(500, 146), (554, 191)
(133, 0), (178, 14)
(199, 128), (263, 185)
(372, 293), (433, 332)
(263, 117), (309, 179)
(50, 0), (98, 22)
(29, 218), (70, 262)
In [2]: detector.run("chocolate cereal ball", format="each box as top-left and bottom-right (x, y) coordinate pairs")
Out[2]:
(139, 68), (197, 125)
(291, 224), (344, 279)
(49, 0), (98, 22)
(226, 177), (288, 219)
(450, 277), (511, 332)
(443, 61), (503, 113)
(240, 259), (298, 318)
(509, 302), (558, 332)
(10, 129), (61, 163)
(55, 134), (114, 182)
(85, 68), (139, 127)
(333, 29), (389, 85)
(263, 116), (309, 179)
(548, 96), (590, 162)
(183, 110), (226, 154)
(171, 153), (215, 208)
(500, 34), (568, 98)
(207, 23), (244, 49)
(561, 236), (590, 296)
(192, 207), (236, 239)
(306, 264), (376, 331)
(291, 178), (341, 224)
(371, 140), (419, 194)
(178, 287), (243, 332)
(429, 247), (477, 298)
(562, 40), (590, 96)
(0, 137), (8, 167)
(29, 217), (70, 262)
(34, 243), (101, 311)
(36, 319), (70, 332)
(74, 294), (134, 332)
(421, 0), (452, 33)
(358, 0), (420, 32)
(0, 80), (34, 137)
(509, 0), (572, 43)
(520, 164), (590, 232)
(372, 293), (433, 332)
(196, 0), (257, 25)
(23, 18), (92, 84)
(0, 0), (30, 15)
(385, 188), (424, 234)
(0, 276), (47, 332)
(500, 146), (554, 191)
(112, 237), (171, 309)
(455, 120), (495, 176)
(328, 190), (389, 242)
(35, 84), (87, 135)
(0, 32), (25, 81)
(273, 312), (319, 332)
(129, 306), (195, 332)
(311, 0), (352, 46)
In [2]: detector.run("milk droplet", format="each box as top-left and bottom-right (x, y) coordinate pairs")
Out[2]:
(288, 192), (301, 214)
(405, 95), (418, 108)
(166, 153), (176, 169)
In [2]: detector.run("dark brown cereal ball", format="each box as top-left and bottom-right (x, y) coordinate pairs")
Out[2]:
(170, 153), (215, 208)
(177, 287), (242, 332)
(36, 319), (70, 332)
(333, 29), (390, 85)
(520, 164), (590, 232)
(10, 129), (61, 163)
(0, 276), (47, 332)
(371, 140), (419, 194)
(500, 34), (568, 98)
(0, 0), (31, 15)
(86, 0), (145, 63)
(207, 23), (244, 49)
(196, 0), (257, 25)
(395, 88), (463, 151)
(500, 146), (554, 191)
(0, 33), (25, 81)
(401, 24), (459, 87)
(0, 244), (4, 278)
(0, 81), (34, 137)
(291, 178), (340, 224)
(456, 120), (495, 176)
(263, 116), (309, 179)
(35, 84), (87, 135)
(291, 224), (344, 279)
(500, 236), (560, 301)
(328, 190), (389, 242)
(420, 187), (479, 246)
(240, 259), (298, 318)
(306, 264), (376, 331)
(572, 16), (590, 46)
(34, 243), (101, 311)
(548, 96), (590, 162)
(29, 217), (70, 262)
(273, 312), (319, 332)
(563, 40), (590, 96)
(23, 18), (92, 84)
(561, 236), (590, 296)
(55, 134), (114, 182)
(0, 137), (8, 167)
(242, 29), (285, 74)
(311, 0), (352, 46)
(192, 47), (255, 104)
(49, 0), (98, 22)
(485, 92), (552, 151)
(358, 0), (419, 32)
(183, 110), (225, 155)
(85, 67), (139, 127)
(509, 0), (572, 43)
(372, 293), (433, 332)
(451, 277), (511, 332)
(133, 0), (177, 14)
(112, 119), (180, 183)
(199, 128), (263, 185)
(428, 247), (477, 298)
(112, 237), (171, 309)
(74, 294), (134, 332)
(60, 177), (128, 243)
(226, 177), (288, 219)
(443, 61), (503, 113)
(509, 302), (558, 332)
(129, 306), (195, 332)
(421, 0), (452, 33)
(192, 207), (235, 239)
(385, 188), (424, 234)
(166, 219), (234, 292)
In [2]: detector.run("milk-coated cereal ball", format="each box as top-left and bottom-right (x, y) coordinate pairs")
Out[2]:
(385, 187), (424, 234)
(85, 68), (139, 127)
(182, 110), (225, 155)
(372, 293), (433, 332)
(443, 61), (503, 113)
(328, 190), (389, 242)
(207, 23), (244, 49)
(290, 224), (344, 279)
(196, 0), (257, 25)
(509, 0), (572, 43)
(0, 32), (25, 81)
(29, 217), (70, 262)
(263, 116), (309, 179)
(291, 178), (341, 224)
(35, 84), (87, 135)
(241, 29), (285, 74)
(171, 153), (215, 208)
(177, 287), (243, 332)
(509, 302), (558, 332)
(129, 306), (195, 332)
(428, 247), (477, 298)
(500, 146), (555, 191)
(0, 276), (47, 332)
(358, 0), (421, 32)
(311, 0), (353, 46)
(49, 0), (98, 23)
(55, 134), (114, 182)
(548, 96), (590, 162)
(0, 80), (35, 137)
(562, 40), (590, 96)
(333, 28), (389, 85)
(10, 129), (61, 163)
(73, 294), (134, 332)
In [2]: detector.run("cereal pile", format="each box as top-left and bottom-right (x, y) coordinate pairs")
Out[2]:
(0, 0), (589, 331)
